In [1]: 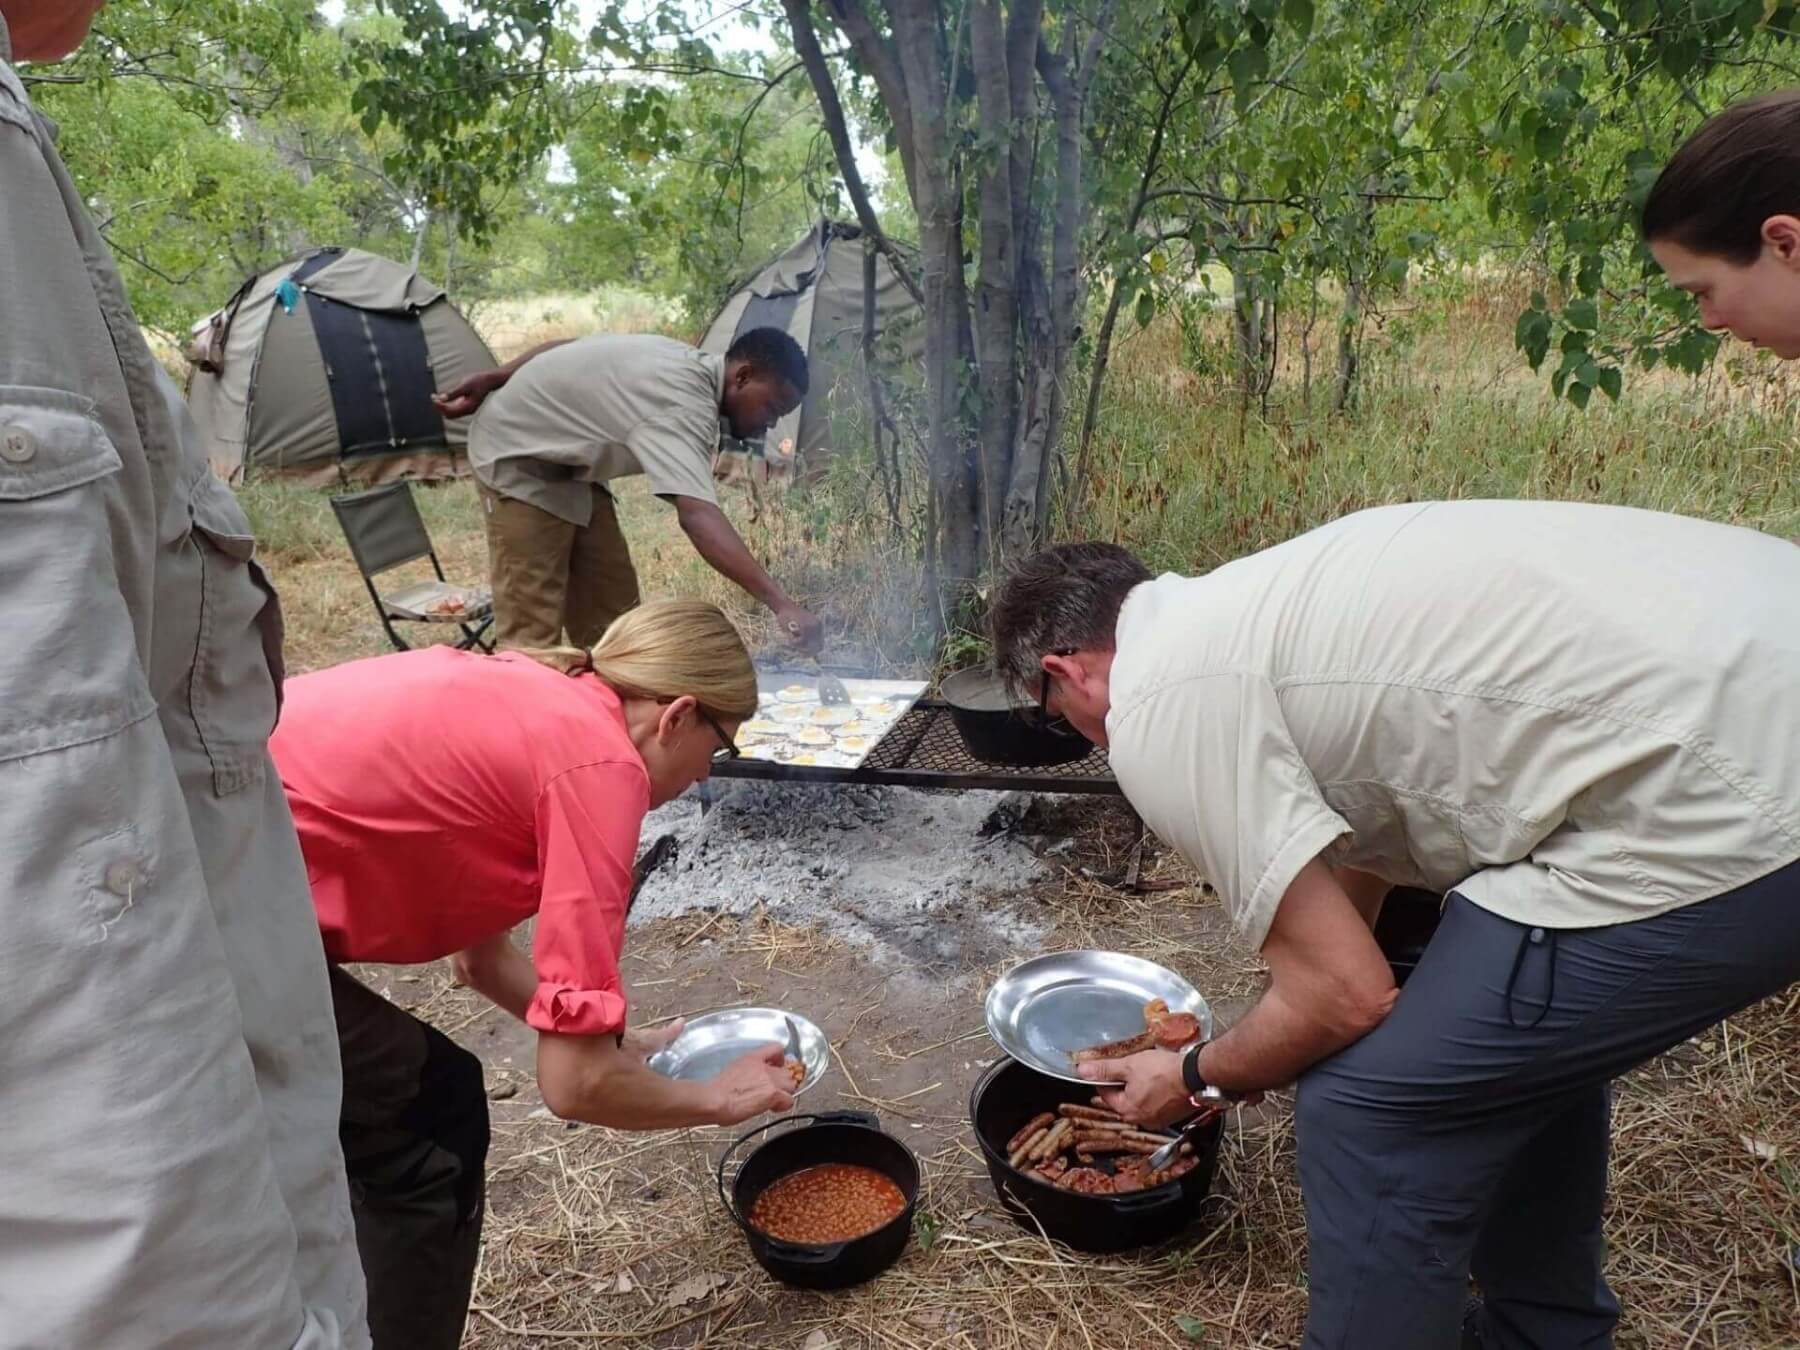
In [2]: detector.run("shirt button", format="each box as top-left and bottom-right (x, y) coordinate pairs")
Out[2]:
(0, 427), (36, 464)
(1529, 926), (1546, 943)
(104, 861), (141, 896)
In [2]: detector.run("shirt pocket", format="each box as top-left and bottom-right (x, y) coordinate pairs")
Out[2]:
(183, 472), (286, 796)
(0, 385), (153, 765)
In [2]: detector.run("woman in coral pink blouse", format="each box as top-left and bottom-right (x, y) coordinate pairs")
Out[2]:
(271, 599), (794, 1350)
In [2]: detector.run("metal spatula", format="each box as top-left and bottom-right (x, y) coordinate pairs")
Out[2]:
(812, 659), (851, 706)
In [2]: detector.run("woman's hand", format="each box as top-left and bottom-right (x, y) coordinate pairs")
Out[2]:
(1077, 1049), (1191, 1128)
(620, 1019), (684, 1059)
(706, 1043), (798, 1125)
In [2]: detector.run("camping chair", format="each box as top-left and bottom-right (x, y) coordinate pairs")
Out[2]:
(330, 482), (494, 653)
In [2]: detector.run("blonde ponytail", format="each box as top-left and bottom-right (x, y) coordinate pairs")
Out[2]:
(516, 600), (757, 719)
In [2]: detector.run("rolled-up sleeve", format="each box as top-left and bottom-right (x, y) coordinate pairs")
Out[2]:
(1110, 673), (1349, 950)
(525, 760), (649, 1036)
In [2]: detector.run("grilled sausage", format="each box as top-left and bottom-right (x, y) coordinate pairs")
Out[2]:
(1006, 1112), (1056, 1154)
(1007, 1126), (1049, 1170)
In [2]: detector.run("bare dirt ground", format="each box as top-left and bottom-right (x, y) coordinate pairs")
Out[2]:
(353, 793), (1799, 1350)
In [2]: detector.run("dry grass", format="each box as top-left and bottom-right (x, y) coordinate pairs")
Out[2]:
(248, 279), (1799, 1349)
(443, 865), (1798, 1350)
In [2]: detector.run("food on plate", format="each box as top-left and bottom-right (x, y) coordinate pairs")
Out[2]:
(740, 719), (788, 739)
(808, 705), (856, 726)
(775, 685), (814, 703)
(426, 593), (470, 616)
(768, 703), (812, 723)
(793, 727), (833, 747)
(858, 700), (897, 717)
(835, 719), (878, 737)
(1070, 997), (1203, 1065)
(747, 1163), (907, 1244)
(783, 1057), (806, 1089)
(834, 736), (870, 755)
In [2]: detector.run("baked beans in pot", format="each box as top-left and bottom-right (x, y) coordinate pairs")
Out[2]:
(718, 1111), (920, 1290)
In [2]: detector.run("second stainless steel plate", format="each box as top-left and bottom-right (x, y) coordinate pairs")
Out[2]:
(647, 1006), (829, 1095)
(985, 951), (1213, 1085)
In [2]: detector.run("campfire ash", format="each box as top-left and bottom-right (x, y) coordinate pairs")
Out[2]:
(629, 780), (1049, 967)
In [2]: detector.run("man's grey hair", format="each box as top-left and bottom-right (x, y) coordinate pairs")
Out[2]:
(990, 542), (1153, 696)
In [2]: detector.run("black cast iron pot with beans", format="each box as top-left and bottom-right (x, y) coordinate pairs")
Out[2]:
(971, 1057), (1222, 1253)
(717, 1111), (920, 1289)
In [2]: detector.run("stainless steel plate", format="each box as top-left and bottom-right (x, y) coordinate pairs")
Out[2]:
(647, 1006), (829, 1095)
(985, 951), (1213, 1085)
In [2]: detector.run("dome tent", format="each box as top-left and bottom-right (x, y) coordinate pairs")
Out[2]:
(186, 246), (495, 487)
(700, 220), (923, 475)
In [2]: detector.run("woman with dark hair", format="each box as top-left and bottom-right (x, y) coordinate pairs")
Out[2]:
(1642, 88), (1800, 358)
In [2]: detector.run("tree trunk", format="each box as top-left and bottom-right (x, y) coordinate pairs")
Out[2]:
(969, 0), (1019, 565)
(1332, 275), (1364, 414)
(891, 0), (979, 586)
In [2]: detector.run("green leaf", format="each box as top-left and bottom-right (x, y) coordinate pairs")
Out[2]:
(1135, 288), (1156, 327)
(1282, 0), (1315, 36)
(1597, 366), (1623, 401)
(1565, 297), (1598, 331)
(1515, 308), (1552, 369)
(1504, 21), (1530, 58)
(1567, 379), (1593, 410)
(1174, 1314), (1210, 1342)
(914, 1211), (940, 1251)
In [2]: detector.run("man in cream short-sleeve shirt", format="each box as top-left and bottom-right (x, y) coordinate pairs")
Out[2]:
(438, 328), (823, 651)
(993, 500), (1800, 1350)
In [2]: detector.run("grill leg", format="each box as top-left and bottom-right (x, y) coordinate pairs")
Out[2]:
(1117, 806), (1181, 894)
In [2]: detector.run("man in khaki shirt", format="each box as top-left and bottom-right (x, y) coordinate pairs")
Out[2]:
(437, 329), (824, 651)
(993, 500), (1800, 1350)
(0, 3), (366, 1345)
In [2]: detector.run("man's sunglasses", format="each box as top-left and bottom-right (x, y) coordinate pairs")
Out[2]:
(1033, 649), (1081, 738)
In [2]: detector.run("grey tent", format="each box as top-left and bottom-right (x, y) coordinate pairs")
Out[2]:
(186, 246), (495, 487)
(701, 221), (922, 474)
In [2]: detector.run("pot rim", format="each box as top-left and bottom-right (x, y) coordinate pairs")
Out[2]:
(719, 1111), (922, 1259)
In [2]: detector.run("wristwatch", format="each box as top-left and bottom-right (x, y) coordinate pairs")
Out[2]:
(1181, 1040), (1232, 1109)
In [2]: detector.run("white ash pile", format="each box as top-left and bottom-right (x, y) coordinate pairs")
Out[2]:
(628, 780), (1048, 964)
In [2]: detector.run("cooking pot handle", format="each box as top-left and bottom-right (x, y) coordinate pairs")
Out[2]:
(759, 1237), (851, 1264)
(714, 1111), (882, 1229)
(1109, 1183), (1185, 1214)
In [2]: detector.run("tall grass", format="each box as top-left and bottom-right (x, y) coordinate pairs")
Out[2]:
(1071, 288), (1800, 571)
(241, 277), (1799, 676)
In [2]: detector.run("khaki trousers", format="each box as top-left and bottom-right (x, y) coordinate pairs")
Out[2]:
(480, 485), (642, 649)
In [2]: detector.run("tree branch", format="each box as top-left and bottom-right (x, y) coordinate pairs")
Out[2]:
(781, 0), (922, 304)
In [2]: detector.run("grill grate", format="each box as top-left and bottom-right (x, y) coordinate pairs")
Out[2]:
(715, 701), (1120, 795)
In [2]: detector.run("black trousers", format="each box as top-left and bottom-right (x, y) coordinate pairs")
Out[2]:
(1294, 858), (1800, 1349)
(330, 967), (490, 1350)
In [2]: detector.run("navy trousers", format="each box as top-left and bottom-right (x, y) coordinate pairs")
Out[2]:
(1295, 859), (1800, 1349)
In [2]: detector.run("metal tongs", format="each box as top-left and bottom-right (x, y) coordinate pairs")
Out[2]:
(1146, 1088), (1231, 1171)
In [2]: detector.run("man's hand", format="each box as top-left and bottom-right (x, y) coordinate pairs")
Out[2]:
(776, 602), (824, 655)
(620, 1019), (685, 1059)
(706, 1043), (798, 1125)
(432, 369), (503, 419)
(1077, 1049), (1191, 1128)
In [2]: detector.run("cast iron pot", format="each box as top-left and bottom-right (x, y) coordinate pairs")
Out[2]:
(970, 1057), (1222, 1253)
(940, 668), (1090, 768)
(716, 1111), (920, 1290)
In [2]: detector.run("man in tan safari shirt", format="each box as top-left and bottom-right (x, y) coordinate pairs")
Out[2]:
(435, 328), (825, 651)
(993, 501), (1800, 1350)
(0, 4), (366, 1345)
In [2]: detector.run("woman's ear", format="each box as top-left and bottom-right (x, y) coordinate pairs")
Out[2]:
(656, 695), (698, 742)
(1762, 214), (1800, 263)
